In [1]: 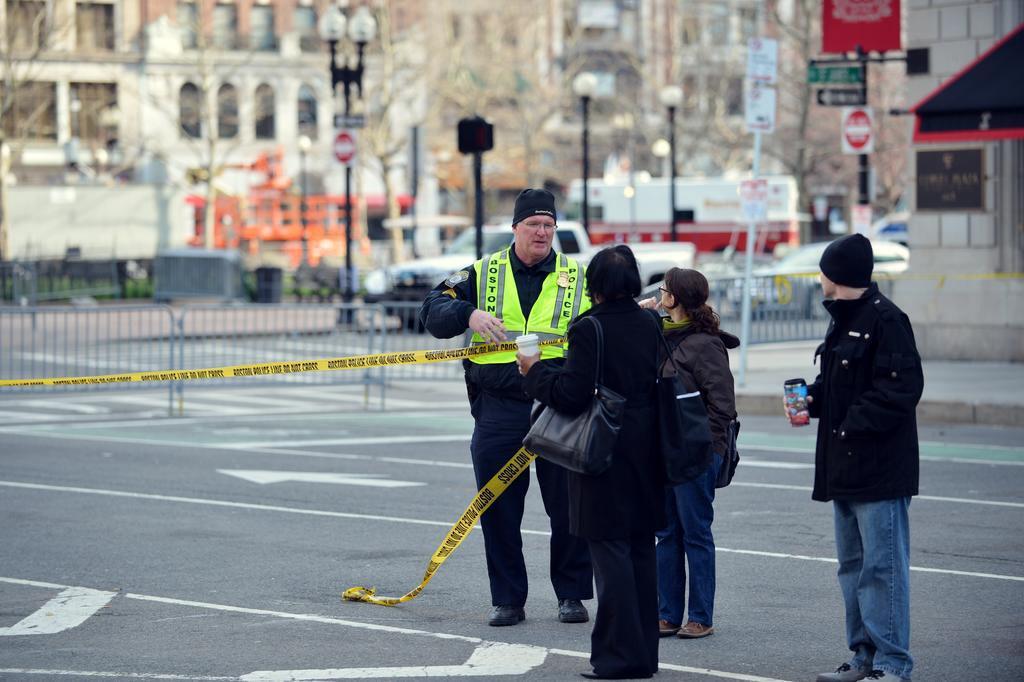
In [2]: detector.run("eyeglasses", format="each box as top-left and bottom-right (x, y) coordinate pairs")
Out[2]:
(658, 286), (670, 294)
(521, 220), (557, 232)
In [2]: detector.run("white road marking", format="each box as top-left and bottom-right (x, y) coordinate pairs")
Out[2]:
(0, 429), (477, 471)
(105, 395), (254, 416)
(222, 435), (472, 448)
(0, 480), (462, 530)
(18, 400), (111, 415)
(549, 649), (795, 682)
(0, 410), (53, 422)
(377, 455), (473, 469)
(322, 393), (452, 410)
(740, 458), (813, 470)
(218, 469), (424, 488)
(0, 671), (233, 680)
(730, 481), (1024, 508)
(0, 423), (1017, 506)
(0, 577), (796, 682)
(204, 393), (331, 412)
(12, 353), (137, 371)
(223, 447), (475, 470)
(0, 586), (116, 636)
(2, 480), (1021, 582)
(241, 642), (547, 680)
(0, 409), (461, 432)
(741, 438), (1024, 465)
(714, 547), (1024, 582)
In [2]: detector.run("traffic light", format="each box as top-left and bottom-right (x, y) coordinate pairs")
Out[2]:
(457, 116), (494, 154)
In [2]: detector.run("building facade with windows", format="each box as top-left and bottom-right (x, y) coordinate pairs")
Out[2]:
(0, 0), (356, 259)
(1, 0), (333, 187)
(899, 0), (1023, 361)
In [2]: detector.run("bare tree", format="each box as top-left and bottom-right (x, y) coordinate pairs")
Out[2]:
(127, 4), (262, 250)
(0, 0), (74, 260)
(422, 0), (568, 194)
(765, 0), (843, 240)
(765, 0), (907, 237)
(359, 1), (426, 263)
(867, 61), (909, 215)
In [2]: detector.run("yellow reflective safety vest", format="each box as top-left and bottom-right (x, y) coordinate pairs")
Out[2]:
(470, 249), (590, 364)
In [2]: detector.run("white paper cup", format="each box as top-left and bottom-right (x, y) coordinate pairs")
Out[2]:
(515, 333), (540, 358)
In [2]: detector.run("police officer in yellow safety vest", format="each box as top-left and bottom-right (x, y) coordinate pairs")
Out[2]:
(419, 188), (594, 627)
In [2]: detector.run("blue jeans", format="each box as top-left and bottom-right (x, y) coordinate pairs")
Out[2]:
(833, 497), (913, 680)
(655, 453), (721, 627)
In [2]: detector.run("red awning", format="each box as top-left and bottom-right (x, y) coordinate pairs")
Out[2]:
(911, 22), (1024, 143)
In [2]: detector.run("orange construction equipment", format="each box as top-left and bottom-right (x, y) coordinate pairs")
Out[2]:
(187, 147), (374, 269)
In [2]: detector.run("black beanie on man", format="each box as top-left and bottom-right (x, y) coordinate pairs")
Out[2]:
(819, 233), (874, 288)
(512, 188), (557, 226)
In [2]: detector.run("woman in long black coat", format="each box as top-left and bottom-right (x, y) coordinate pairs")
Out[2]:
(518, 245), (665, 680)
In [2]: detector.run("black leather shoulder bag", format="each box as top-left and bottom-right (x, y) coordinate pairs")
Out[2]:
(523, 316), (626, 476)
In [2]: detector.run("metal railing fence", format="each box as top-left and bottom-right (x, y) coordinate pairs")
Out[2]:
(0, 305), (178, 409)
(370, 301), (468, 381)
(707, 274), (897, 344)
(1, 260), (122, 305)
(0, 304), (388, 411)
(173, 304), (386, 405)
(0, 282), (862, 409)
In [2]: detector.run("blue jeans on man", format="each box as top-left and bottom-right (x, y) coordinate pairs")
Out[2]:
(833, 497), (914, 680)
(655, 453), (722, 627)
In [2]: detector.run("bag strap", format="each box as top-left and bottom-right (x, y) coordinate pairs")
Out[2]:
(644, 309), (684, 377)
(587, 315), (604, 389)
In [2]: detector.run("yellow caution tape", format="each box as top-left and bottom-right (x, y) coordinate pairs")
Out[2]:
(0, 339), (563, 388)
(343, 447), (537, 606)
(773, 274), (794, 306)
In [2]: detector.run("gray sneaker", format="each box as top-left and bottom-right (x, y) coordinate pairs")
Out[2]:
(816, 663), (872, 682)
(864, 672), (908, 681)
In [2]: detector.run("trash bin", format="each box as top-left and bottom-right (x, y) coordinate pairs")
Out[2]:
(254, 266), (283, 303)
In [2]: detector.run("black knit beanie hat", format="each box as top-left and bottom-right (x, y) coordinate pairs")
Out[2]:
(512, 188), (556, 226)
(819, 233), (874, 288)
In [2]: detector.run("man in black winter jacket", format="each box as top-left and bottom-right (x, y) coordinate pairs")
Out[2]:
(801, 234), (924, 682)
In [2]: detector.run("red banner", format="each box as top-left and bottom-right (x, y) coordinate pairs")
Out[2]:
(822, 0), (901, 54)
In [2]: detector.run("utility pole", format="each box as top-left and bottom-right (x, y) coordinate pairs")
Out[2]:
(0, 141), (9, 263)
(857, 46), (870, 210)
(737, 0), (776, 387)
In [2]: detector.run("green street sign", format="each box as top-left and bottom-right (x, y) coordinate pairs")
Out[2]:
(808, 65), (863, 85)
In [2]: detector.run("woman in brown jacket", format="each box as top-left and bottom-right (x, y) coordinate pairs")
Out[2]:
(641, 267), (738, 640)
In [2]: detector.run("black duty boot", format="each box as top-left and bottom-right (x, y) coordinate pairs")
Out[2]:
(558, 599), (589, 623)
(488, 605), (525, 626)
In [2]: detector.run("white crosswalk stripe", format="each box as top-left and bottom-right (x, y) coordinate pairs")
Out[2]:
(0, 385), (447, 423)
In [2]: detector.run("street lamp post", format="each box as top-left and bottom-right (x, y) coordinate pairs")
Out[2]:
(659, 85), (683, 242)
(612, 113), (637, 242)
(572, 72), (597, 236)
(297, 135), (312, 269)
(319, 2), (376, 309)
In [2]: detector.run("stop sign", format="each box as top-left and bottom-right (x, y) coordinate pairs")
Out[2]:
(334, 129), (356, 165)
(841, 107), (873, 154)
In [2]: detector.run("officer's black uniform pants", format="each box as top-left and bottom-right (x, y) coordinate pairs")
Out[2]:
(469, 393), (593, 607)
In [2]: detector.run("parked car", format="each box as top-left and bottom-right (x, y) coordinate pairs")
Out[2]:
(758, 239), (909, 277)
(727, 239), (910, 314)
(363, 221), (696, 303)
(871, 211), (909, 246)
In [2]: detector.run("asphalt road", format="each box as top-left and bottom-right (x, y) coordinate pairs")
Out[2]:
(0, 381), (1021, 681)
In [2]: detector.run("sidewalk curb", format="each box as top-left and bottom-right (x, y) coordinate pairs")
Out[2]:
(736, 393), (1023, 427)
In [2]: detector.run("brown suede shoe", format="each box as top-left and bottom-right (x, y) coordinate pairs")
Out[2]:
(658, 619), (680, 637)
(677, 621), (714, 638)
